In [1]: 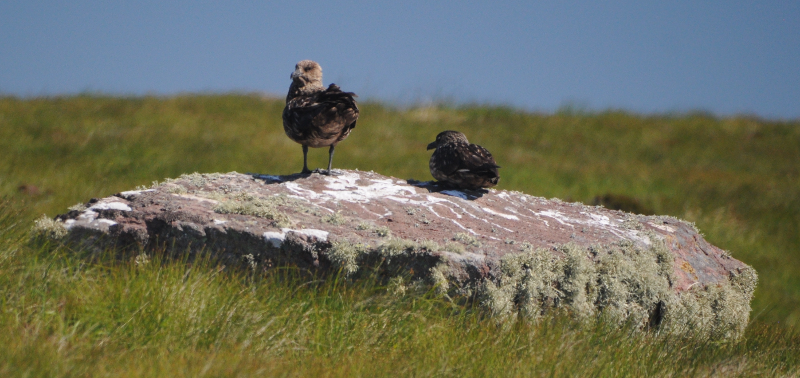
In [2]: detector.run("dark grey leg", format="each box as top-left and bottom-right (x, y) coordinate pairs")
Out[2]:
(301, 145), (311, 174)
(326, 145), (336, 175)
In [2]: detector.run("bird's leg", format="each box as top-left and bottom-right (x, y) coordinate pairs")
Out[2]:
(301, 145), (312, 174)
(324, 145), (340, 176)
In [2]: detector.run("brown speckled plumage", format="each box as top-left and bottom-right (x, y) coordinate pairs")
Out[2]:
(427, 130), (500, 190)
(283, 60), (359, 174)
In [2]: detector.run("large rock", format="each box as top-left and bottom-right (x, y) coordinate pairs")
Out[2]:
(39, 170), (757, 339)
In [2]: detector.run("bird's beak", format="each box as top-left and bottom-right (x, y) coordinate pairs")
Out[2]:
(290, 70), (301, 80)
(427, 141), (437, 150)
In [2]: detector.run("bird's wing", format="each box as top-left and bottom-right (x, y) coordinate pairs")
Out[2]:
(437, 143), (500, 175)
(315, 84), (359, 132)
(286, 86), (358, 119)
(283, 85), (360, 143)
(320, 84), (359, 117)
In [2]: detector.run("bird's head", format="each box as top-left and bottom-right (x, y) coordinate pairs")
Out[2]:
(290, 60), (323, 87)
(427, 130), (469, 150)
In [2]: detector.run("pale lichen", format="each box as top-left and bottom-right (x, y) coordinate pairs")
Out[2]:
(376, 237), (417, 260)
(177, 172), (229, 187)
(387, 276), (408, 296)
(322, 211), (346, 225)
(164, 183), (188, 194)
(429, 263), (451, 295)
(443, 242), (465, 254)
(213, 193), (305, 228)
(418, 239), (441, 252)
(475, 238), (754, 340)
(134, 253), (151, 267)
(454, 232), (480, 247)
(374, 226), (391, 237)
(327, 241), (367, 277)
(31, 215), (68, 240)
(68, 203), (87, 212)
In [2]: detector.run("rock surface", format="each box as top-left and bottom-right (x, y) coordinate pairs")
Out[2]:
(42, 170), (757, 339)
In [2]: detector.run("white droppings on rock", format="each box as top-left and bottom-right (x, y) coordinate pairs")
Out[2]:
(385, 196), (410, 204)
(441, 205), (463, 219)
(213, 219), (227, 225)
(263, 231), (286, 248)
(77, 210), (99, 222)
(442, 250), (486, 263)
(285, 228), (329, 240)
(650, 223), (676, 233)
(172, 194), (219, 204)
(528, 210), (653, 246)
(118, 189), (155, 199)
(535, 210), (573, 227)
(582, 212), (611, 226)
(320, 172), (417, 203)
(89, 201), (132, 211)
(263, 228), (330, 248)
(63, 215), (116, 230)
(481, 207), (520, 220)
(284, 182), (322, 199)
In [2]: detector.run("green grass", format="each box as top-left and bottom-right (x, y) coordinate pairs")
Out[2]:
(1, 94), (799, 376)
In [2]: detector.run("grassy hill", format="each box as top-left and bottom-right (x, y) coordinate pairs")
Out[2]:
(0, 94), (798, 376)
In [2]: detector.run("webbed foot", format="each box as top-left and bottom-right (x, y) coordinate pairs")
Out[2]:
(313, 168), (341, 176)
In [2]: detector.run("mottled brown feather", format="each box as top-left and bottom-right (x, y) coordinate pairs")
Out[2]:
(283, 83), (358, 148)
(282, 61), (359, 173)
(428, 131), (500, 189)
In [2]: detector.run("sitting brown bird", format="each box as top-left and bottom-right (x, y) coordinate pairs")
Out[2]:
(283, 60), (359, 175)
(427, 130), (500, 190)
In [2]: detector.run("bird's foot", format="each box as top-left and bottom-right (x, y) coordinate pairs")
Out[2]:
(313, 168), (341, 176)
(300, 168), (313, 175)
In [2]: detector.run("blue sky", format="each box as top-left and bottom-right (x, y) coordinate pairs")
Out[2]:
(2, 1), (798, 119)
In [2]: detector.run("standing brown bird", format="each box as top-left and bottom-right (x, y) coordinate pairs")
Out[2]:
(427, 130), (500, 190)
(283, 60), (359, 175)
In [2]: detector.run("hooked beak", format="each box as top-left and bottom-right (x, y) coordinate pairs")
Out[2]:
(290, 70), (302, 80)
(427, 141), (437, 150)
